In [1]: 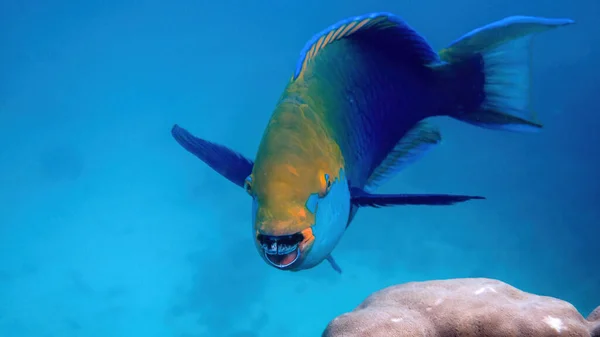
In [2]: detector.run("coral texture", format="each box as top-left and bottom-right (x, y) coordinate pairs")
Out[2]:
(323, 278), (599, 337)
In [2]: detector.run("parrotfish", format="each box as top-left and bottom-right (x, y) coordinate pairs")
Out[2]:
(171, 13), (573, 273)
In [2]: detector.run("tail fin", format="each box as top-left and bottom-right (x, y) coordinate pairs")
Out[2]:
(434, 16), (574, 132)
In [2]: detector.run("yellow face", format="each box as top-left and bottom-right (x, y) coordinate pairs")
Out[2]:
(244, 98), (349, 271)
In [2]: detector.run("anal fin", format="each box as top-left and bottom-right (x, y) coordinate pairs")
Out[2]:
(327, 255), (342, 274)
(365, 121), (441, 192)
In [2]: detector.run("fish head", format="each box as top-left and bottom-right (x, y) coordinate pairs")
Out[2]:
(246, 124), (351, 271)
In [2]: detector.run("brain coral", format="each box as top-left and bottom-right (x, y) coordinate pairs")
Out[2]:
(323, 278), (599, 337)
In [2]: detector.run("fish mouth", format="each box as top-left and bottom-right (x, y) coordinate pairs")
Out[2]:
(257, 232), (304, 269)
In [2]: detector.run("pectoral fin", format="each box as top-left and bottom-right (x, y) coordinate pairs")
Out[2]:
(171, 124), (253, 188)
(350, 187), (484, 208)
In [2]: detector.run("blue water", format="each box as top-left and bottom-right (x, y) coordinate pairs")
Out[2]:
(1, 0), (598, 336)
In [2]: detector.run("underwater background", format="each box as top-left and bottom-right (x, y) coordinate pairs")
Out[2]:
(0, 0), (598, 336)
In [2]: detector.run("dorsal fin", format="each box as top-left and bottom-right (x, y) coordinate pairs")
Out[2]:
(365, 121), (441, 192)
(292, 12), (439, 81)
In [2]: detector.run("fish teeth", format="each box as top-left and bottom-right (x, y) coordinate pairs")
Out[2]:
(278, 243), (296, 255)
(262, 241), (297, 255)
(259, 234), (301, 256)
(262, 242), (278, 254)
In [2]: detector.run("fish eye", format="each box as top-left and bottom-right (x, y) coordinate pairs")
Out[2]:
(320, 173), (332, 196)
(244, 176), (253, 195)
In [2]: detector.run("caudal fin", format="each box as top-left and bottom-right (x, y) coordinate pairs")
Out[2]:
(434, 16), (574, 132)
